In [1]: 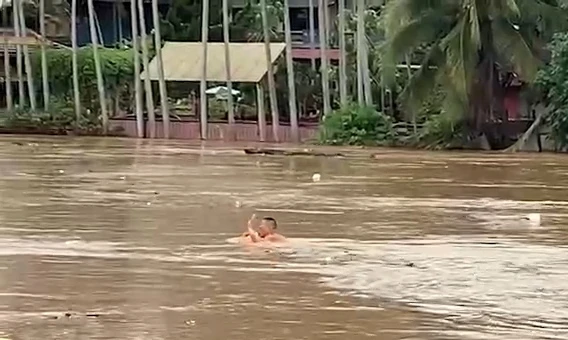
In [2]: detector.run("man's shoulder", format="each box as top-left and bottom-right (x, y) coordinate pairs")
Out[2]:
(267, 233), (286, 242)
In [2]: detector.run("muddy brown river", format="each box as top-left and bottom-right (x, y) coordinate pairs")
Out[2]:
(0, 136), (567, 340)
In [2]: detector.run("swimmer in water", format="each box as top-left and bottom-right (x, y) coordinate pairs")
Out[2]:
(241, 214), (286, 243)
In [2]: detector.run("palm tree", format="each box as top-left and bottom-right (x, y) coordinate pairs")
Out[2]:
(87, 0), (108, 133)
(222, 0), (235, 139)
(260, 0), (279, 141)
(382, 0), (567, 132)
(318, 0), (330, 116)
(12, 1), (24, 107)
(39, 0), (49, 110)
(283, 0), (299, 142)
(200, 0), (209, 139)
(138, 0), (156, 138)
(131, 0), (143, 137)
(337, 0), (347, 105)
(151, 0), (170, 138)
(71, 0), (81, 122)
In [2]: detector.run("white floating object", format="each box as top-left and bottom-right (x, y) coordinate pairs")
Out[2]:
(525, 213), (541, 225)
(58, 169), (64, 174)
(119, 176), (126, 180)
(312, 173), (321, 182)
(235, 200), (242, 208)
(146, 202), (152, 206)
(324, 256), (332, 263)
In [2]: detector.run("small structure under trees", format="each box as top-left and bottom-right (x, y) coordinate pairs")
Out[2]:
(141, 41), (291, 141)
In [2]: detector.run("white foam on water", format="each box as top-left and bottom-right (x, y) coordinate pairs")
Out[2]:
(223, 236), (568, 339)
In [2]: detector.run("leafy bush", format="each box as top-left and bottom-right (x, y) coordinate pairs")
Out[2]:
(536, 32), (568, 149)
(3, 97), (101, 133)
(31, 47), (135, 114)
(319, 103), (394, 146)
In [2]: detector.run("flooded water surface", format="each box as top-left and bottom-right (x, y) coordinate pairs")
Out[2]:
(0, 136), (567, 339)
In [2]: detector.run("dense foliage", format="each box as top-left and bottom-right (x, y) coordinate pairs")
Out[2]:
(319, 103), (394, 146)
(3, 97), (101, 133)
(31, 47), (135, 114)
(536, 32), (568, 149)
(382, 0), (568, 134)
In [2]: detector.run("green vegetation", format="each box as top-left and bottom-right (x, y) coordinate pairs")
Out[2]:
(536, 32), (568, 150)
(4, 0), (568, 151)
(31, 47), (135, 115)
(1, 47), (135, 133)
(319, 103), (394, 146)
(3, 97), (100, 133)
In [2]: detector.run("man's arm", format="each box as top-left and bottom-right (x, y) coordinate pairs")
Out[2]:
(247, 226), (263, 243)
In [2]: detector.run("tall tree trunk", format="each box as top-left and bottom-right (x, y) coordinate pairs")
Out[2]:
(151, 0), (170, 138)
(355, 0), (364, 105)
(138, 0), (155, 138)
(12, 1), (25, 107)
(337, 0), (347, 106)
(200, 0), (209, 139)
(308, 0), (315, 70)
(3, 40), (12, 111)
(222, 0), (235, 140)
(71, 0), (81, 123)
(260, 0), (280, 141)
(18, 0), (37, 111)
(131, 0), (144, 137)
(39, 0), (49, 110)
(318, 0), (331, 116)
(283, 0), (299, 142)
(87, 0), (109, 134)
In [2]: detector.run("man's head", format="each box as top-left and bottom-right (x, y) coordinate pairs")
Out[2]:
(258, 217), (277, 237)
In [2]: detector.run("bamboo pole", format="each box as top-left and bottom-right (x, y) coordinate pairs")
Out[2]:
(18, 0), (37, 111)
(200, 0), (209, 139)
(87, 0), (109, 133)
(356, 0), (364, 105)
(71, 0), (81, 122)
(152, 0), (170, 138)
(283, 0), (299, 142)
(3, 38), (12, 111)
(39, 0), (49, 110)
(138, 0), (156, 138)
(260, 0), (280, 141)
(222, 0), (235, 140)
(308, 0), (315, 70)
(12, 1), (24, 107)
(318, 0), (331, 116)
(256, 82), (266, 142)
(131, 0), (144, 137)
(338, 0), (347, 105)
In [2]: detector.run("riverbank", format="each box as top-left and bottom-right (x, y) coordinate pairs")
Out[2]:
(0, 116), (556, 153)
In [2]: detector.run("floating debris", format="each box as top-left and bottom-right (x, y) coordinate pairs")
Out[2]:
(184, 319), (196, 326)
(523, 213), (541, 225)
(312, 173), (321, 182)
(235, 200), (242, 208)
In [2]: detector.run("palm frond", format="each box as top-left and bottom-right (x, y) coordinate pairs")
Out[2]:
(440, 14), (477, 103)
(492, 18), (541, 82)
(400, 43), (445, 116)
(382, 10), (453, 85)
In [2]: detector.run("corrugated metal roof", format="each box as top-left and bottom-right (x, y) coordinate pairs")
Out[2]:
(141, 42), (286, 83)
